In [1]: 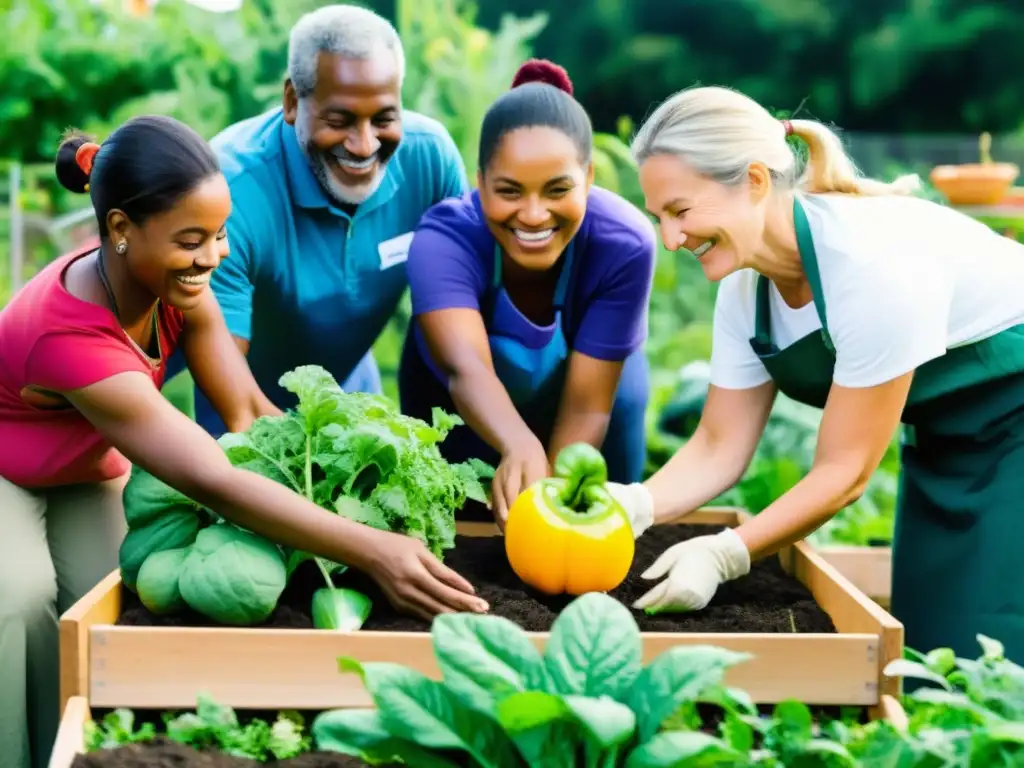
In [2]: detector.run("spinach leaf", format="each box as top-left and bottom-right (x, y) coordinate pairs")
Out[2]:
(496, 691), (636, 749)
(628, 645), (752, 742)
(545, 592), (643, 702)
(342, 658), (521, 768)
(496, 691), (636, 767)
(312, 709), (462, 767)
(625, 731), (743, 767)
(432, 612), (552, 713)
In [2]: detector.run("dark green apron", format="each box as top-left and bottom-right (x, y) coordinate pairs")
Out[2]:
(751, 197), (1024, 663)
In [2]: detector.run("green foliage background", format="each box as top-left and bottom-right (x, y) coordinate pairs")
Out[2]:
(5, 0), (1000, 545)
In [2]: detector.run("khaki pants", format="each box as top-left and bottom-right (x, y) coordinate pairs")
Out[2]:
(0, 474), (127, 768)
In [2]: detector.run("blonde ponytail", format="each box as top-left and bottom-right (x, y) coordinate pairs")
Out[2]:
(788, 119), (920, 196)
(632, 85), (920, 198)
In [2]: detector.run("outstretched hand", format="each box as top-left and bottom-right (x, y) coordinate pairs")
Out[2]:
(632, 528), (751, 613)
(363, 530), (489, 622)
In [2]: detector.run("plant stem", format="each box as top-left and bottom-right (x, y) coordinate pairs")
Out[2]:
(314, 557), (334, 590)
(304, 433), (313, 500)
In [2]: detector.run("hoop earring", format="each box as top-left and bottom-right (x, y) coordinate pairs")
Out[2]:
(115, 242), (127, 254)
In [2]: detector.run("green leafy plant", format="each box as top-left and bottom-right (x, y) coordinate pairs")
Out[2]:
(218, 364), (490, 559)
(881, 635), (1024, 763)
(311, 591), (755, 766)
(120, 364), (490, 630)
(84, 694), (310, 761)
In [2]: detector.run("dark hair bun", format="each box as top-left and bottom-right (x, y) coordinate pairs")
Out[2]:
(511, 59), (574, 96)
(55, 131), (95, 194)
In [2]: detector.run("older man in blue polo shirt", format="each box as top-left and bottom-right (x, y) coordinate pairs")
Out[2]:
(172, 4), (467, 435)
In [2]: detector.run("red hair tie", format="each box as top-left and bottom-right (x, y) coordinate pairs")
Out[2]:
(75, 142), (100, 177)
(511, 58), (574, 95)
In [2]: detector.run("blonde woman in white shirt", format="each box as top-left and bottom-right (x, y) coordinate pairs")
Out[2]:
(610, 85), (1024, 662)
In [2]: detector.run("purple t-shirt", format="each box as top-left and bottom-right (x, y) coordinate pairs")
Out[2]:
(407, 186), (656, 362)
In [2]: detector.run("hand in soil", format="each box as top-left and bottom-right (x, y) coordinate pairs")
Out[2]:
(633, 528), (751, 612)
(491, 437), (550, 530)
(362, 530), (489, 621)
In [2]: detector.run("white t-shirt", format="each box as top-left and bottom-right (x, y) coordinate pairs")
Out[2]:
(710, 192), (1024, 391)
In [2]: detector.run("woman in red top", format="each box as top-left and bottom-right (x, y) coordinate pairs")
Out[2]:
(0, 115), (485, 768)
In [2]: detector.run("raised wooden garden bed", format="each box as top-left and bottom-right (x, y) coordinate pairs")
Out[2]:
(817, 546), (892, 609)
(49, 693), (911, 768)
(60, 508), (902, 718)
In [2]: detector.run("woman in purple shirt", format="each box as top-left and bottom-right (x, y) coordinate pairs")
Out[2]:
(399, 60), (656, 526)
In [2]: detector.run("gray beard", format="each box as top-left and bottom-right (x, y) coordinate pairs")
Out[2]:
(295, 101), (386, 206)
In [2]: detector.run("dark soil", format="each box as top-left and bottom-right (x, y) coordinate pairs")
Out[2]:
(71, 739), (393, 767)
(117, 524), (836, 634)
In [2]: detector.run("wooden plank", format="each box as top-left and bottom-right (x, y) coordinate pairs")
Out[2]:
(89, 625), (879, 709)
(59, 570), (122, 713)
(817, 546), (892, 608)
(787, 542), (903, 713)
(47, 696), (89, 768)
(880, 694), (909, 731)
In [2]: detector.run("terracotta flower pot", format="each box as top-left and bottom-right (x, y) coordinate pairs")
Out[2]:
(929, 131), (1020, 206)
(930, 163), (1019, 205)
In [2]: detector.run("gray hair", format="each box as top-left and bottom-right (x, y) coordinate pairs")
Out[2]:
(287, 4), (406, 99)
(632, 85), (919, 197)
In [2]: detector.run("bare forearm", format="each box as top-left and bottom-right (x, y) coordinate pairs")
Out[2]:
(644, 429), (750, 523)
(184, 468), (382, 571)
(734, 462), (863, 560)
(448, 369), (538, 454)
(547, 410), (611, 464)
(222, 394), (281, 434)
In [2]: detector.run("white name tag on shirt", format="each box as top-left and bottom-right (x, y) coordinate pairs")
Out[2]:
(378, 232), (414, 270)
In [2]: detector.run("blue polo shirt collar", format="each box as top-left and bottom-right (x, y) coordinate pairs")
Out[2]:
(281, 120), (403, 217)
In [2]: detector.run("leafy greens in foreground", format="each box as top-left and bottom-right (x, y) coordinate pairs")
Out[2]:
(119, 365), (490, 628)
(312, 592), (756, 766)
(81, 610), (1024, 765)
(312, 593), (1024, 766)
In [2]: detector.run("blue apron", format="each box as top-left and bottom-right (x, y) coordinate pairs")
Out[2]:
(399, 242), (648, 492)
(486, 241), (574, 426)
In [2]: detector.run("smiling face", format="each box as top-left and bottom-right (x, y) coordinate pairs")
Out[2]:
(478, 126), (593, 271)
(110, 174), (232, 311)
(284, 50), (403, 205)
(639, 153), (770, 282)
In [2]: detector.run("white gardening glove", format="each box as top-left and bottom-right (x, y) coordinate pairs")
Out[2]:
(606, 482), (654, 539)
(632, 529), (751, 613)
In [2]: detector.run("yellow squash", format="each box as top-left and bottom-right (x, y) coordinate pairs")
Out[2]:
(504, 443), (634, 595)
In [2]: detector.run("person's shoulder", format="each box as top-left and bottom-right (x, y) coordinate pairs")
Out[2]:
(801, 191), (986, 260)
(398, 109), (459, 157)
(417, 190), (485, 237)
(803, 193), (964, 308)
(210, 110), (290, 237)
(211, 108), (287, 191)
(410, 192), (490, 273)
(0, 249), (126, 364)
(391, 109), (460, 176)
(583, 186), (657, 255)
